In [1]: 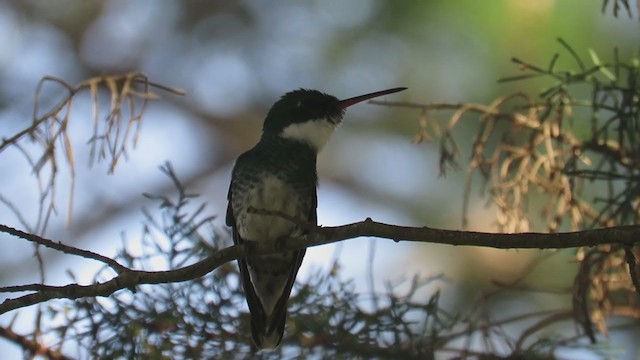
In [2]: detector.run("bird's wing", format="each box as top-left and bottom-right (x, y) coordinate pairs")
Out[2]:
(265, 186), (315, 337)
(226, 183), (315, 348)
(227, 185), (267, 330)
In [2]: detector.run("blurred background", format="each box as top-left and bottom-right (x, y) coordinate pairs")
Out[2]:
(0, 0), (639, 358)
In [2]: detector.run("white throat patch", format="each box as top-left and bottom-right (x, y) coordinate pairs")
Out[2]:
(280, 119), (337, 152)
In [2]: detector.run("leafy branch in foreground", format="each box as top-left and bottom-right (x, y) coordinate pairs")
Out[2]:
(2, 203), (640, 316)
(17, 166), (609, 359)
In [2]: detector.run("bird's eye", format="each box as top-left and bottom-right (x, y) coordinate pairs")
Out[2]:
(296, 101), (302, 108)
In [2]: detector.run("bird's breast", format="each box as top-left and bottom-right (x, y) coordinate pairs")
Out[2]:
(234, 173), (309, 242)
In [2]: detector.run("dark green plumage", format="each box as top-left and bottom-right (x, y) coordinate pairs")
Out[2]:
(225, 87), (406, 349)
(227, 105), (325, 349)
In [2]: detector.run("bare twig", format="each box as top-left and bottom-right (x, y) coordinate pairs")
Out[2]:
(0, 326), (72, 360)
(624, 246), (640, 298)
(0, 224), (127, 274)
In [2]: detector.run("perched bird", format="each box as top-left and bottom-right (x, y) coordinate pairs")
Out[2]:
(226, 87), (406, 349)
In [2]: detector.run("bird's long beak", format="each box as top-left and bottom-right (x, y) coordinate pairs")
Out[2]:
(338, 87), (407, 109)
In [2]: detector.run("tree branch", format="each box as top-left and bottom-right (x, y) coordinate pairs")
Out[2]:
(0, 326), (72, 360)
(1, 219), (639, 315)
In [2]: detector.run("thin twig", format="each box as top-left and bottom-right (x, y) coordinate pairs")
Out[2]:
(624, 246), (640, 298)
(0, 224), (127, 274)
(0, 326), (73, 360)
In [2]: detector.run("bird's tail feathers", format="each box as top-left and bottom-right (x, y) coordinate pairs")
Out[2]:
(251, 309), (286, 350)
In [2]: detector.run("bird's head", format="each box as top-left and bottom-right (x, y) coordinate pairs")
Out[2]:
(261, 87), (406, 151)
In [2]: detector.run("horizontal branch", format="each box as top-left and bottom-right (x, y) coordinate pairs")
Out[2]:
(1, 219), (639, 315)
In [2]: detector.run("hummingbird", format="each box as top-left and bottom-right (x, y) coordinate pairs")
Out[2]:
(226, 87), (406, 349)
